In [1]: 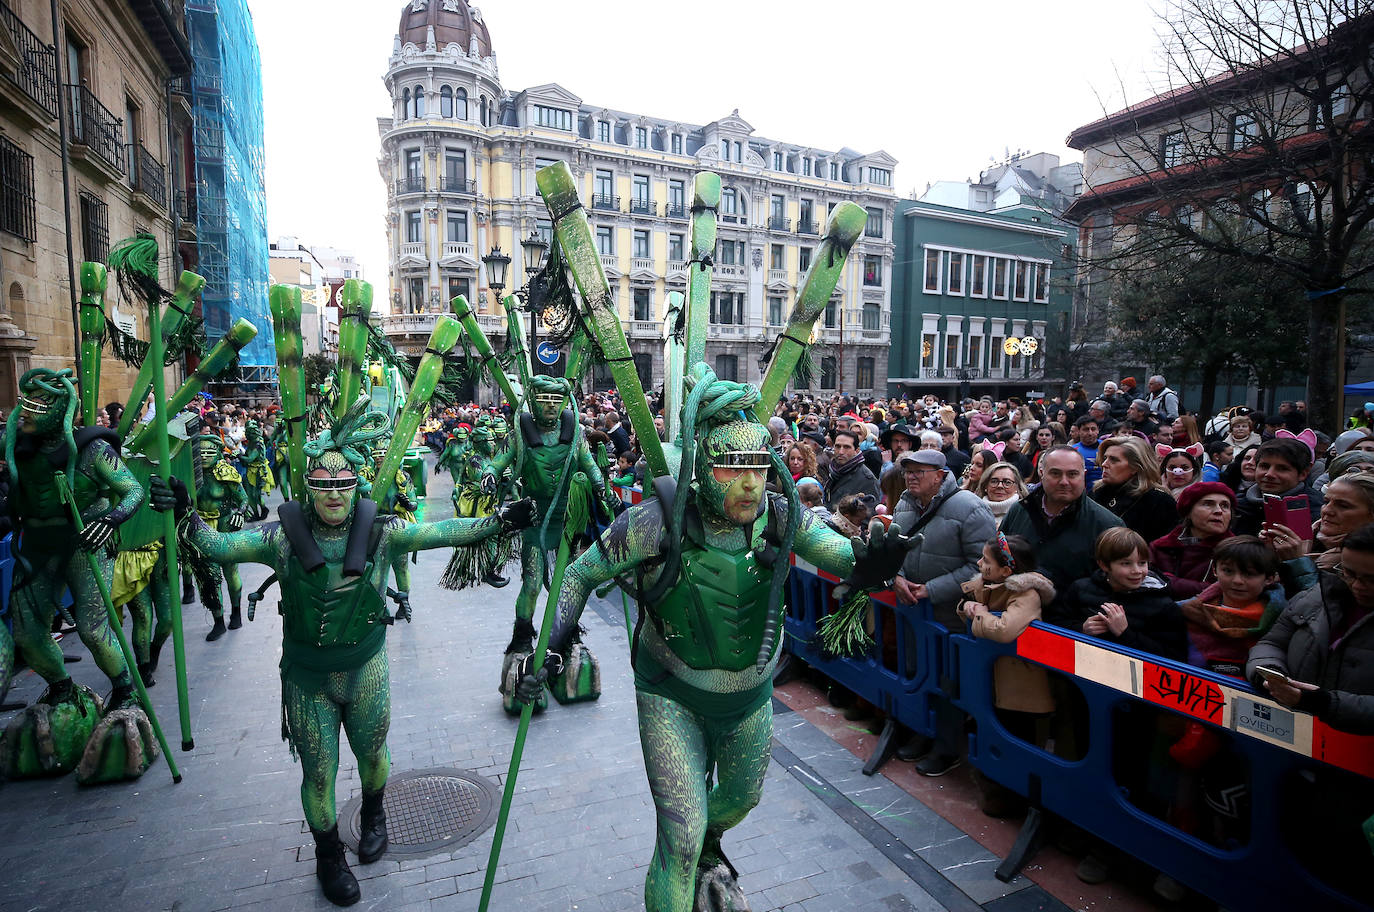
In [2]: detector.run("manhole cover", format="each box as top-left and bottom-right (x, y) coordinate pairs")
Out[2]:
(339, 767), (499, 859)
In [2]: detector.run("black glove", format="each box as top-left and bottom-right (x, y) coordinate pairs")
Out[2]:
(498, 497), (537, 532)
(77, 516), (116, 551)
(148, 476), (192, 519)
(390, 591), (412, 623)
(246, 589), (262, 622)
(835, 520), (922, 600)
(480, 472), (498, 495)
(514, 650), (563, 704)
(223, 510), (245, 532)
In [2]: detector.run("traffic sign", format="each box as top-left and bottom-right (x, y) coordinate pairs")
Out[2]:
(536, 341), (560, 365)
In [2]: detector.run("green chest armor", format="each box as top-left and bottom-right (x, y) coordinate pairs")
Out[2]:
(650, 523), (772, 673)
(278, 501), (389, 649)
(519, 410), (577, 508)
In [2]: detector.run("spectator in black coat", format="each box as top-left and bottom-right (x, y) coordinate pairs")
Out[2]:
(1233, 438), (1324, 536)
(1091, 435), (1179, 544)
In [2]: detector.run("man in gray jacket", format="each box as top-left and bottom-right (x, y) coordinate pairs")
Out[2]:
(890, 449), (996, 776)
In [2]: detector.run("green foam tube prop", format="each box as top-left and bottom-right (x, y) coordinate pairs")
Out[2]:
(126, 319), (258, 455)
(116, 271), (205, 440)
(270, 286), (309, 504)
(78, 262), (107, 427)
(537, 161), (668, 479)
(500, 294), (533, 395)
(54, 473), (181, 781)
(370, 315), (462, 507)
(334, 280), (373, 421)
(683, 172), (720, 370)
(662, 290), (686, 445)
(754, 201), (866, 423)
(451, 296), (524, 417)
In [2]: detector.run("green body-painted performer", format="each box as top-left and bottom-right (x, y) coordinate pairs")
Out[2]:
(0, 368), (155, 775)
(152, 399), (535, 906)
(452, 419), (518, 587)
(242, 419), (274, 521)
(437, 425), (470, 481)
(191, 433), (248, 640)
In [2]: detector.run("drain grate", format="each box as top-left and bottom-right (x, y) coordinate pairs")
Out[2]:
(339, 767), (499, 859)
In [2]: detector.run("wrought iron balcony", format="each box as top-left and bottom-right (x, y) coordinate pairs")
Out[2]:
(662, 202), (687, 220)
(129, 142), (166, 208)
(0, 1), (58, 118)
(440, 175), (475, 194)
(592, 193), (620, 212)
(767, 215), (791, 231)
(67, 85), (126, 175)
(629, 196), (654, 215)
(796, 218), (818, 235)
(395, 176), (425, 195)
(175, 189), (196, 221)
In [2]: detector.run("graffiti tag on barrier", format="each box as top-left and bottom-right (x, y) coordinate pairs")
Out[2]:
(1144, 664), (1225, 724)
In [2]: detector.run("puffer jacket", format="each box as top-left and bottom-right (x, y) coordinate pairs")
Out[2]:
(1150, 525), (1232, 599)
(1247, 572), (1374, 734)
(1000, 488), (1124, 598)
(960, 572), (1057, 713)
(892, 471), (996, 625)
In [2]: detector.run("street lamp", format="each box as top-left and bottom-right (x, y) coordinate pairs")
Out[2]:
(481, 245), (511, 297)
(521, 230), (548, 277)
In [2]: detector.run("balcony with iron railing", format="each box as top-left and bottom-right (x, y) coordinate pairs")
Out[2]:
(439, 176), (475, 194)
(767, 215), (791, 231)
(395, 176), (425, 195)
(67, 85), (126, 176)
(662, 202), (687, 220)
(629, 196), (654, 215)
(128, 142), (166, 209)
(592, 193), (620, 212)
(175, 189), (196, 222)
(0, 1), (59, 119)
(796, 218), (818, 235)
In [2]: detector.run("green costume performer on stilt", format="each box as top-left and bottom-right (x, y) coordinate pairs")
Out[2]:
(190, 433), (247, 641)
(0, 368), (158, 779)
(151, 398), (535, 907)
(502, 162), (909, 912)
(242, 419), (274, 522)
(447, 419), (518, 588)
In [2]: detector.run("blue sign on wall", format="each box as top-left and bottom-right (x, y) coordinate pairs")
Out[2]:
(536, 342), (560, 366)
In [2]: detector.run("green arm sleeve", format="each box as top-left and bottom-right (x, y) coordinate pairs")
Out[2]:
(791, 507), (856, 579)
(183, 512), (280, 567)
(389, 513), (502, 553)
(86, 440), (144, 525)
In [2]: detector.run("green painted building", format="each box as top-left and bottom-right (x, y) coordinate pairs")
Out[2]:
(889, 200), (1072, 400)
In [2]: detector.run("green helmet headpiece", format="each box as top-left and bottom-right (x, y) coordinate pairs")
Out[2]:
(16, 367), (76, 438)
(303, 396), (390, 490)
(245, 419), (262, 446)
(452, 426), (470, 443)
(528, 375), (572, 410)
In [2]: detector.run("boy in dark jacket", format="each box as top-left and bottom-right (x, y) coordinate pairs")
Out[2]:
(1049, 527), (1187, 662)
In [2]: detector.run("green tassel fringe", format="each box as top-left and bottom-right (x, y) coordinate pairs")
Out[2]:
(817, 588), (875, 660)
(438, 530), (517, 590)
(792, 344), (816, 389)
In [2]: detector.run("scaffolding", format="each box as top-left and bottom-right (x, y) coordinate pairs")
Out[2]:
(187, 0), (275, 388)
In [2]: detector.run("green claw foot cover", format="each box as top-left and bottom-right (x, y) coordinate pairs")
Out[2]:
(0, 683), (103, 777)
(500, 652), (546, 716)
(548, 643), (601, 705)
(695, 866), (750, 912)
(76, 705), (159, 784)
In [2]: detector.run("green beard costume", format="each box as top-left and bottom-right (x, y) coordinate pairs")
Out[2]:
(158, 397), (535, 906)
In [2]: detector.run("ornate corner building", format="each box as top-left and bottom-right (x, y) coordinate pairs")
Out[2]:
(377, 0), (897, 398)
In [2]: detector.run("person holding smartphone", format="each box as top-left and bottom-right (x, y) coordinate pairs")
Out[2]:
(1233, 439), (1324, 536)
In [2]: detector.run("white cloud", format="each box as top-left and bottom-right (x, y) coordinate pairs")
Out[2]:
(248, 0), (1163, 295)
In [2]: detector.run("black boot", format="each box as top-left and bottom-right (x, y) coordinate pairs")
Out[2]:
(227, 606), (243, 630)
(357, 789), (388, 864)
(182, 577), (196, 605)
(311, 825), (360, 906)
(137, 661), (156, 689)
(483, 571), (509, 588)
(206, 616), (227, 642)
(107, 683), (135, 711)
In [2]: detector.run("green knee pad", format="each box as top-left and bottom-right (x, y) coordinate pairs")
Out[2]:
(548, 643), (601, 705)
(76, 705), (159, 785)
(0, 683), (102, 778)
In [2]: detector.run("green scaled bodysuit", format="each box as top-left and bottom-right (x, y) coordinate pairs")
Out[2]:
(242, 419), (274, 521)
(191, 435), (247, 639)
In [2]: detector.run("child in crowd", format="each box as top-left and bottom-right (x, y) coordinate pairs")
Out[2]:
(1181, 536), (1286, 678)
(610, 452), (637, 488)
(957, 533), (1057, 817)
(833, 493), (875, 540)
(1051, 527), (1187, 661)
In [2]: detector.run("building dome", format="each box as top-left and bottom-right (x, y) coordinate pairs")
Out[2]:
(397, 0), (493, 56)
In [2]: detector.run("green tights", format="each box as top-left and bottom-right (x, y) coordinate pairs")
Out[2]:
(282, 648), (391, 831)
(637, 689), (772, 912)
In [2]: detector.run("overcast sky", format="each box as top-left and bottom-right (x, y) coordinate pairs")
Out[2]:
(246, 0), (1168, 307)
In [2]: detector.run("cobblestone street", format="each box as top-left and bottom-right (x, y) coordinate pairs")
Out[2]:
(0, 461), (1068, 912)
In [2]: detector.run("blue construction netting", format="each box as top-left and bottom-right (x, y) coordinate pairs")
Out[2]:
(187, 0), (275, 380)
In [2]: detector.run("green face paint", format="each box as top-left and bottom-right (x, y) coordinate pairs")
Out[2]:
(695, 419), (771, 525)
(307, 468), (357, 525)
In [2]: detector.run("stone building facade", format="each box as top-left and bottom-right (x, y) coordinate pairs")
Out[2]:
(377, 0), (897, 399)
(0, 0), (191, 408)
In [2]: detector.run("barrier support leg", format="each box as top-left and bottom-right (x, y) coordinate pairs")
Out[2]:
(772, 652), (801, 687)
(863, 718), (899, 776)
(996, 776), (1044, 882)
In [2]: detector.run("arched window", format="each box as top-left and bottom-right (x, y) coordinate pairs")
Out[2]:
(402, 88), (410, 120)
(412, 86), (425, 118)
(440, 86), (453, 118)
(479, 95), (487, 126)
(8, 281), (26, 328)
(455, 87), (468, 120)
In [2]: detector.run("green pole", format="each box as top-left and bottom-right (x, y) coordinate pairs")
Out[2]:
(500, 293), (533, 396)
(477, 472), (588, 912)
(451, 296), (524, 415)
(683, 173), (720, 371)
(77, 262), (107, 427)
(54, 473), (181, 782)
(115, 272), (204, 441)
(334, 280), (373, 421)
(270, 287), (309, 504)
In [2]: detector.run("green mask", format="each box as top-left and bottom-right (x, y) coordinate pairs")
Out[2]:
(695, 419), (771, 525)
(17, 368), (75, 438)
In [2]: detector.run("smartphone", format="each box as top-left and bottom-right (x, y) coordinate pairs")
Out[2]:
(1263, 494), (1314, 540)
(1255, 665), (1290, 687)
